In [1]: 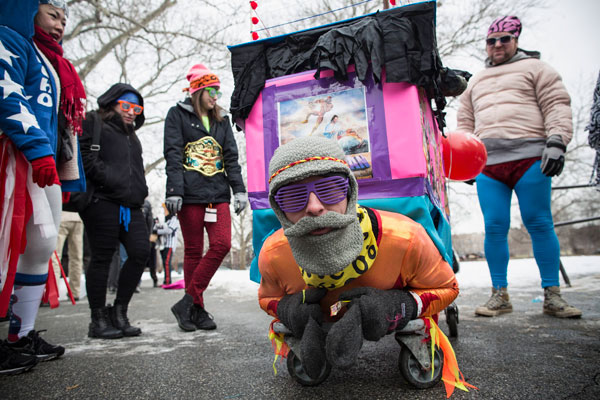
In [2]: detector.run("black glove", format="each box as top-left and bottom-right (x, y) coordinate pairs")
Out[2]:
(439, 67), (472, 97)
(338, 287), (417, 341)
(276, 288), (327, 338)
(325, 303), (363, 369)
(541, 135), (566, 177)
(300, 316), (327, 379)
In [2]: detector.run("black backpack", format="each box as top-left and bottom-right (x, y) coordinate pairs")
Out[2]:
(63, 113), (102, 213)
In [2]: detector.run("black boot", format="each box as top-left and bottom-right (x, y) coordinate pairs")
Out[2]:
(109, 303), (142, 337)
(191, 304), (217, 330)
(171, 294), (196, 332)
(89, 307), (123, 339)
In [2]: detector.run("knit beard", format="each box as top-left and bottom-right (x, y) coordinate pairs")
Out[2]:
(284, 211), (363, 276)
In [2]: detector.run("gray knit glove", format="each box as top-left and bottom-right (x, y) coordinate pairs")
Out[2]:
(165, 196), (182, 215)
(338, 287), (417, 341)
(541, 135), (566, 177)
(276, 288), (327, 338)
(233, 192), (247, 215)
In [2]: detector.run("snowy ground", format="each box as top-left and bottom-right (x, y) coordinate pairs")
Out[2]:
(58, 255), (600, 301)
(20, 256), (599, 399)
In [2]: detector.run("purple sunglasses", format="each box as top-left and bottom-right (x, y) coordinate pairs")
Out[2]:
(274, 175), (349, 213)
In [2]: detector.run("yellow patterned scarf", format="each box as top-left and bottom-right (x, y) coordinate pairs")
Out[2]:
(300, 206), (378, 290)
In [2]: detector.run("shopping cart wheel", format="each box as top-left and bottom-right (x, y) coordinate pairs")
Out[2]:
(398, 346), (443, 389)
(286, 349), (331, 386)
(445, 302), (459, 338)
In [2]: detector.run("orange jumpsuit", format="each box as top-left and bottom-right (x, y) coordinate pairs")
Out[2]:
(258, 208), (459, 321)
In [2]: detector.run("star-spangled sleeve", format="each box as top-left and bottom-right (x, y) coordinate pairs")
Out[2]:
(0, 27), (54, 161)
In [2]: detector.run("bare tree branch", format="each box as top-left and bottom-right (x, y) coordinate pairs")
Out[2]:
(75, 0), (176, 80)
(145, 156), (165, 175)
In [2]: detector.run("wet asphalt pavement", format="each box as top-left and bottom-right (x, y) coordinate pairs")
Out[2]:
(1, 269), (599, 400)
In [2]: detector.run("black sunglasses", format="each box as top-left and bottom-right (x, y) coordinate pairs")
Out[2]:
(486, 35), (515, 46)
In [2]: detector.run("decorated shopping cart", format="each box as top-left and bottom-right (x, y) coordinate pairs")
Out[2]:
(228, 1), (472, 395)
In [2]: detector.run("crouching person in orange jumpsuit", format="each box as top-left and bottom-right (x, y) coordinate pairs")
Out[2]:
(258, 136), (463, 386)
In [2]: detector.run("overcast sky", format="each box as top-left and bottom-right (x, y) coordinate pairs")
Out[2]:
(527, 0), (600, 94)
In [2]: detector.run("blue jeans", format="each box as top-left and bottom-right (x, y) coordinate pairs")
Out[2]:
(476, 161), (560, 288)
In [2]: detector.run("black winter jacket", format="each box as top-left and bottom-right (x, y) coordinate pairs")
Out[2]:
(164, 98), (245, 204)
(80, 110), (148, 208)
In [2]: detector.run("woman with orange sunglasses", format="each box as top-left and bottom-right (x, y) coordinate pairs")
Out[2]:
(78, 83), (149, 339)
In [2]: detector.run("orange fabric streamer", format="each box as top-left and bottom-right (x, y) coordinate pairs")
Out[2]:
(424, 317), (478, 398)
(268, 319), (290, 374)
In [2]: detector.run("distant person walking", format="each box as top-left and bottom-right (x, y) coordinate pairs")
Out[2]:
(156, 208), (179, 285)
(52, 211), (85, 301)
(142, 200), (158, 287)
(457, 16), (581, 318)
(164, 64), (247, 332)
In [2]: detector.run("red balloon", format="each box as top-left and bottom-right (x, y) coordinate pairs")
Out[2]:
(441, 131), (487, 181)
(250, 1), (258, 10)
(251, 31), (259, 40)
(252, 17), (259, 24)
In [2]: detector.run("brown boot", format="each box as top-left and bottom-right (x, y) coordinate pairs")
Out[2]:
(543, 286), (582, 318)
(475, 287), (513, 317)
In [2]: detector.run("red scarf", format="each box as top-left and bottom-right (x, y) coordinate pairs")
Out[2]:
(33, 26), (86, 135)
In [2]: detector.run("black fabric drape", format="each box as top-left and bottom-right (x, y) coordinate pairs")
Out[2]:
(229, 2), (458, 130)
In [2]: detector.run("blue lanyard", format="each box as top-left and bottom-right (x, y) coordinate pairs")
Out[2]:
(119, 206), (131, 232)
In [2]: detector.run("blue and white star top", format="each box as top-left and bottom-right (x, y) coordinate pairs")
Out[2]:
(1, 0), (85, 192)
(0, 12), (58, 162)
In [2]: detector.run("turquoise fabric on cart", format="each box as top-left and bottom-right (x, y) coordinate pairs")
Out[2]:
(248, 195), (453, 284)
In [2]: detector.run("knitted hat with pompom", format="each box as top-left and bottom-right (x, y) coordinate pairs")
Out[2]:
(184, 63), (220, 95)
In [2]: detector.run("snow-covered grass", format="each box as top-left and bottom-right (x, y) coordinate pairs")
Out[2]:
(57, 256), (600, 301)
(454, 255), (600, 289)
(204, 256), (600, 293)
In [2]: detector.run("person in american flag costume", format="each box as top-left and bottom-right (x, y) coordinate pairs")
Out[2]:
(0, 0), (86, 374)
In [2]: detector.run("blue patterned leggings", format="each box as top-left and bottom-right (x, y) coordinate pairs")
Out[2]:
(476, 160), (560, 288)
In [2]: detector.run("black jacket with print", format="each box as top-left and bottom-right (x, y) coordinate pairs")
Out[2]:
(163, 98), (245, 204)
